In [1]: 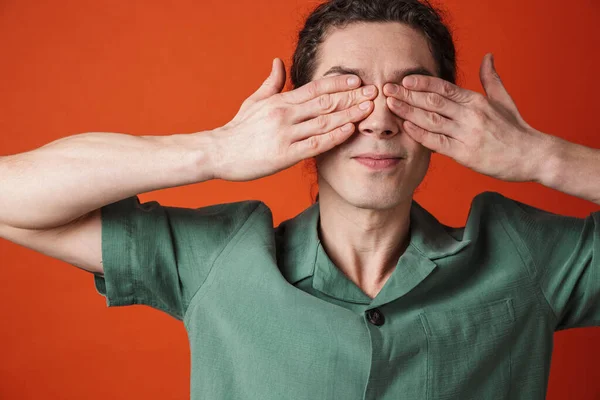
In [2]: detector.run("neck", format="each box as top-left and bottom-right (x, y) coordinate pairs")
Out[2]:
(317, 194), (412, 299)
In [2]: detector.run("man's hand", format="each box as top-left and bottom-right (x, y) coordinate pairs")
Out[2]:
(210, 58), (376, 182)
(382, 53), (552, 183)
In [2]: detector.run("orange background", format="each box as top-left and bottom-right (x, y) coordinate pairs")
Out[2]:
(1, 0), (599, 398)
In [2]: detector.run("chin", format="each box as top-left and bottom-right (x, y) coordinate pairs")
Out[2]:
(342, 190), (404, 211)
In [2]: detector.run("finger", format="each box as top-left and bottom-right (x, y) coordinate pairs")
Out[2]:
(245, 58), (287, 104)
(401, 75), (475, 104)
(383, 83), (463, 120)
(387, 98), (461, 138)
(403, 120), (455, 156)
(288, 122), (356, 162)
(291, 84), (378, 123)
(291, 100), (373, 142)
(280, 74), (362, 104)
(479, 53), (518, 111)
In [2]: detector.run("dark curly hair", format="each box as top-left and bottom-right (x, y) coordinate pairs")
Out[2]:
(289, 0), (457, 203)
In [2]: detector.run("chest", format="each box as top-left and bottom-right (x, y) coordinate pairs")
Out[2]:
(183, 240), (547, 400)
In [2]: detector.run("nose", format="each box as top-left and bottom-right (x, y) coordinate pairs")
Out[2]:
(356, 86), (401, 138)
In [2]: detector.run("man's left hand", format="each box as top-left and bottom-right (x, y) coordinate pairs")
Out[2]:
(383, 53), (552, 183)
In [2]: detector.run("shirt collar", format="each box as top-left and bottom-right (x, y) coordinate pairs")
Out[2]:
(276, 198), (472, 306)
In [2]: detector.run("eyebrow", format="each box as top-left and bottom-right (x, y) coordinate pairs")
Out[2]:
(321, 65), (435, 82)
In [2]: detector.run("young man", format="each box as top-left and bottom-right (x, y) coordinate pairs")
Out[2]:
(1, 0), (598, 399)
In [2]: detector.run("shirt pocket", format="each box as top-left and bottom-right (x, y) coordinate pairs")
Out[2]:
(419, 298), (516, 400)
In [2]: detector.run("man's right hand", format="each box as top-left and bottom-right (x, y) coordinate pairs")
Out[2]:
(206, 58), (377, 182)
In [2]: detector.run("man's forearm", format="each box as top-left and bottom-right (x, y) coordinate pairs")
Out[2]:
(0, 130), (217, 230)
(534, 132), (600, 206)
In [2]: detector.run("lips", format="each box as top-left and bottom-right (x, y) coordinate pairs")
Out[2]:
(353, 154), (401, 160)
(354, 157), (402, 169)
(354, 156), (400, 160)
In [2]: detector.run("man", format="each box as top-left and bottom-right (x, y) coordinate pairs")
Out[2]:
(0, 0), (598, 399)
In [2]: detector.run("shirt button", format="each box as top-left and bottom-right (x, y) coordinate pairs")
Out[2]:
(365, 308), (385, 326)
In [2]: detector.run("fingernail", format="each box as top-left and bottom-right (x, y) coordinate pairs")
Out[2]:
(386, 84), (399, 94)
(403, 76), (416, 88)
(359, 101), (371, 110)
(347, 76), (360, 86)
(362, 86), (376, 96)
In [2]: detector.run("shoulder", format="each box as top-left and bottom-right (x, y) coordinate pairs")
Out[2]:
(469, 191), (584, 227)
(463, 190), (543, 226)
(453, 191), (541, 247)
(467, 190), (511, 214)
(464, 191), (594, 260)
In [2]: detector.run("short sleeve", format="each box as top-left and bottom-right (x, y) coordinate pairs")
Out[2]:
(91, 195), (264, 321)
(492, 192), (600, 330)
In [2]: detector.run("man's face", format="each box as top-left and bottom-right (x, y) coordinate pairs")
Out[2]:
(311, 22), (438, 210)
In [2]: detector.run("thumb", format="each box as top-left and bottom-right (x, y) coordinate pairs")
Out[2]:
(247, 58), (286, 103)
(479, 53), (517, 110)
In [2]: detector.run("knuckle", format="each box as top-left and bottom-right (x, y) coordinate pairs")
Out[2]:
(328, 129), (339, 146)
(316, 114), (329, 130)
(400, 102), (412, 114)
(347, 106), (358, 119)
(347, 89), (358, 106)
(439, 134), (450, 149)
(306, 135), (319, 150)
(469, 107), (486, 121)
(441, 81), (455, 97)
(429, 111), (444, 126)
(427, 93), (444, 108)
(318, 94), (334, 112)
(400, 86), (411, 100)
(307, 82), (319, 98)
(267, 105), (286, 120)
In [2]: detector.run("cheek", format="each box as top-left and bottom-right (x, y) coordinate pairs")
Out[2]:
(315, 154), (335, 177)
(314, 144), (345, 169)
(409, 151), (432, 183)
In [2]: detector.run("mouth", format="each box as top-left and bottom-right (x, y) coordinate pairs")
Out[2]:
(354, 157), (403, 169)
(352, 153), (404, 160)
(353, 156), (402, 160)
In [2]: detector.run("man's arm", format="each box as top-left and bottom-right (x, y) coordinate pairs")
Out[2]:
(0, 130), (217, 230)
(534, 133), (600, 206)
(378, 54), (600, 206)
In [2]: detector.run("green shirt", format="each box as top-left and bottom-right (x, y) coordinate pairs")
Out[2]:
(92, 191), (600, 399)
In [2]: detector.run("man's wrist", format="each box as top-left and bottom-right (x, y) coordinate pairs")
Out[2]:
(530, 130), (566, 188)
(189, 128), (224, 182)
(159, 129), (222, 183)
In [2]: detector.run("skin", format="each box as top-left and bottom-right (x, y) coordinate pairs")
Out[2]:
(214, 19), (599, 300)
(310, 22), (439, 298)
